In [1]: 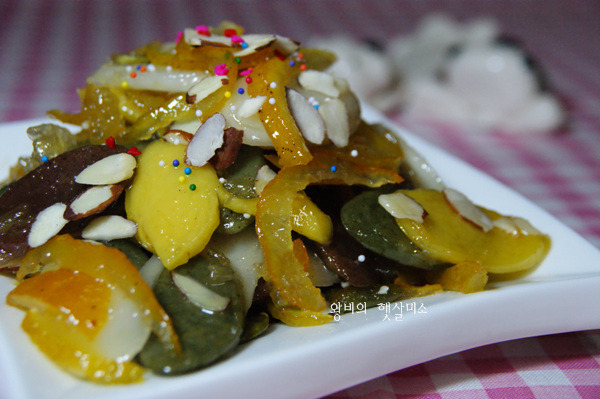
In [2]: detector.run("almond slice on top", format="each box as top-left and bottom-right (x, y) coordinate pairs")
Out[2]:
(287, 88), (325, 144)
(185, 113), (226, 167)
(64, 184), (124, 221)
(75, 153), (137, 185)
(443, 188), (493, 232)
(298, 70), (340, 98)
(186, 75), (226, 104)
(172, 272), (230, 311)
(318, 98), (350, 147)
(28, 203), (69, 248)
(81, 215), (137, 241)
(378, 192), (427, 223)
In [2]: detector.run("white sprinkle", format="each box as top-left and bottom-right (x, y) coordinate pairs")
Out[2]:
(81, 121), (90, 130)
(173, 138), (180, 145)
(243, 213), (251, 219)
(126, 65), (133, 72)
(230, 105), (237, 111)
(341, 281), (350, 288)
(163, 366), (172, 373)
(147, 64), (156, 72)
(195, 109), (203, 117)
(377, 285), (389, 295)
(308, 96), (315, 103)
(219, 177), (226, 184)
(158, 160), (165, 167)
(269, 82), (277, 89)
(268, 97), (276, 105)
(357, 254), (366, 262)
(166, 65), (172, 71)
(350, 149), (359, 157)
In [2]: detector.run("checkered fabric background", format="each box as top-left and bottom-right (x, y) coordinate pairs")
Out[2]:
(0, 1), (598, 398)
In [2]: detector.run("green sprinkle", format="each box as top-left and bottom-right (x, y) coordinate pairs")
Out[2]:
(235, 57), (241, 63)
(189, 184), (197, 191)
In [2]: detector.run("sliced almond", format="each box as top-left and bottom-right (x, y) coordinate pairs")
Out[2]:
(319, 98), (350, 147)
(287, 88), (325, 144)
(139, 255), (164, 288)
(185, 29), (232, 47)
(185, 113), (226, 167)
(254, 165), (277, 195)
(378, 192), (427, 223)
(172, 272), (230, 311)
(163, 130), (194, 145)
(298, 70), (340, 98)
(513, 217), (541, 235)
(273, 35), (300, 55)
(443, 188), (493, 232)
(233, 34), (276, 57)
(237, 96), (266, 118)
(75, 153), (136, 185)
(186, 75), (226, 104)
(81, 215), (137, 241)
(64, 184), (123, 221)
(28, 203), (68, 248)
(493, 217), (519, 235)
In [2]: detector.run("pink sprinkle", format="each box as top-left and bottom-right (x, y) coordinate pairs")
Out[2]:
(175, 30), (184, 43)
(214, 63), (229, 76)
(196, 25), (210, 36)
(239, 67), (253, 77)
(231, 35), (244, 44)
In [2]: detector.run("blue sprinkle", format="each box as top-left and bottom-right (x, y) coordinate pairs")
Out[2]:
(238, 88), (245, 94)
(330, 165), (337, 172)
(184, 167), (192, 175)
(136, 65), (142, 71)
(289, 60), (296, 67)
(241, 42), (249, 49)
(41, 155), (49, 162)
(172, 159), (180, 167)
(313, 104), (319, 110)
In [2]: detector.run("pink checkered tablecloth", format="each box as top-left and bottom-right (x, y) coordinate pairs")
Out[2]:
(0, 1), (598, 398)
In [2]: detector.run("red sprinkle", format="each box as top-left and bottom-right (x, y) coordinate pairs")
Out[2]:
(245, 76), (252, 84)
(127, 146), (142, 156)
(299, 64), (307, 71)
(129, 71), (137, 78)
(196, 25), (210, 36)
(105, 136), (116, 149)
(139, 65), (147, 73)
(223, 28), (237, 38)
(297, 52), (305, 60)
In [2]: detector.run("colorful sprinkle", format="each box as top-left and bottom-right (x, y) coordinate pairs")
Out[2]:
(235, 57), (241, 64)
(214, 63), (229, 76)
(297, 52), (305, 60)
(238, 88), (245, 94)
(184, 167), (192, 175)
(179, 176), (185, 183)
(350, 149), (358, 157)
(175, 30), (184, 43)
(219, 177), (226, 184)
(330, 165), (338, 172)
(105, 136), (116, 149)
(158, 160), (165, 167)
(243, 213), (251, 219)
(224, 91), (232, 98)
(196, 25), (210, 36)
(223, 28), (237, 38)
(139, 65), (147, 72)
(189, 184), (197, 191)
(268, 98), (276, 105)
(313, 104), (319, 110)
(120, 81), (129, 88)
(195, 109), (203, 117)
(300, 64), (307, 71)
(41, 156), (49, 162)
(231, 34), (244, 44)
(269, 82), (277, 89)
(357, 254), (366, 262)
(239, 68), (252, 76)
(127, 146), (141, 156)
(129, 71), (137, 78)
(245, 76), (252, 84)
(172, 159), (180, 167)
(289, 60), (296, 67)
(241, 42), (249, 49)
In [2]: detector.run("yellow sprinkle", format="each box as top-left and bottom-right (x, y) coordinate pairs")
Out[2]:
(178, 176), (185, 183)
(121, 80), (129, 88)
(224, 91), (232, 98)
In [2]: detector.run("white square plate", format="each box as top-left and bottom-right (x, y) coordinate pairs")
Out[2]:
(1, 105), (599, 399)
